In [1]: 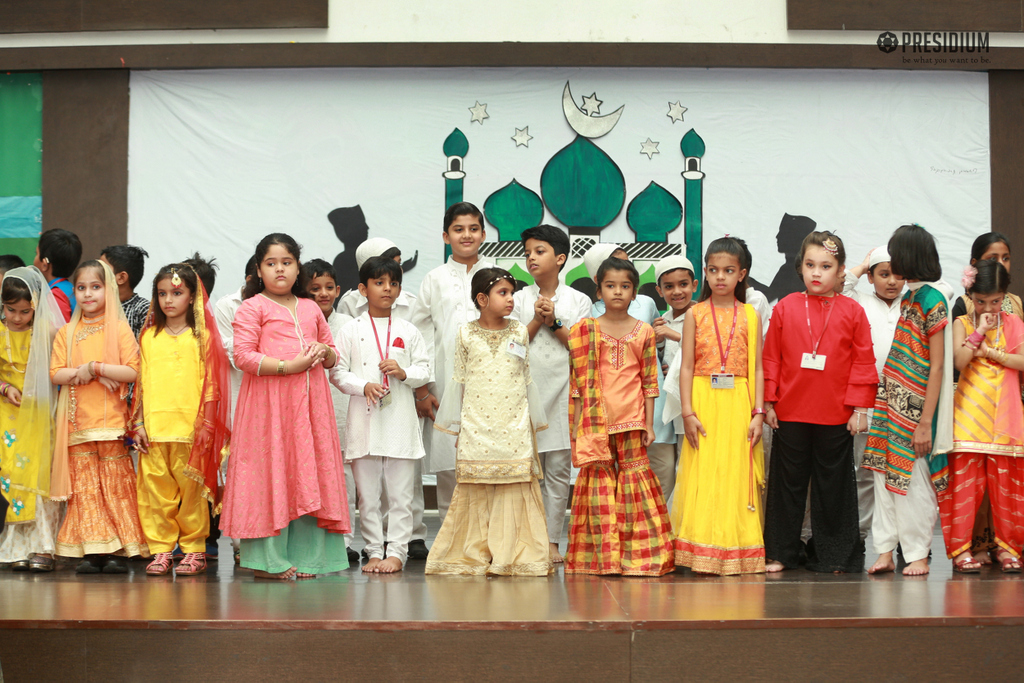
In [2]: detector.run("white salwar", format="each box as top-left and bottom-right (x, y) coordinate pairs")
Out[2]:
(512, 282), (591, 542)
(408, 257), (494, 523)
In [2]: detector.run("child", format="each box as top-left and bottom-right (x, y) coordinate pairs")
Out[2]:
(511, 225), (592, 564)
(132, 264), (231, 576)
(409, 202), (494, 524)
(0, 255), (26, 280)
(651, 254), (698, 499)
(762, 231), (876, 574)
(426, 267), (551, 576)
(565, 257), (674, 577)
(182, 252), (218, 299)
(50, 260), (149, 573)
(333, 257), (430, 573)
(99, 245), (151, 338)
(942, 260), (1024, 572)
(339, 239), (417, 318)
(863, 224), (954, 576)
(0, 267), (65, 571)
(674, 238), (765, 574)
(220, 233), (349, 580)
(34, 229), (82, 322)
(843, 247), (904, 543)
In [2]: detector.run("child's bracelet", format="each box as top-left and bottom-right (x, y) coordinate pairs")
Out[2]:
(682, 412), (697, 420)
(965, 331), (984, 348)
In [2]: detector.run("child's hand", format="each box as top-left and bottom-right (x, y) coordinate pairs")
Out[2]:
(765, 405), (779, 430)
(135, 425), (150, 454)
(533, 298), (547, 324)
(975, 341), (990, 358)
(194, 424), (213, 455)
(415, 391), (438, 420)
(4, 386), (21, 407)
(846, 410), (867, 435)
(977, 312), (997, 334)
(74, 363), (94, 385)
(364, 382), (387, 406)
(683, 414), (706, 450)
(643, 426), (656, 448)
(97, 376), (119, 393)
(748, 414), (764, 445)
(535, 297), (555, 326)
(379, 359), (407, 382)
(912, 420), (932, 457)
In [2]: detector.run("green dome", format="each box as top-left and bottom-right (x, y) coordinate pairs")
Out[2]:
(680, 129), (705, 157)
(626, 182), (682, 242)
(483, 179), (545, 241)
(443, 128), (469, 157)
(540, 136), (625, 230)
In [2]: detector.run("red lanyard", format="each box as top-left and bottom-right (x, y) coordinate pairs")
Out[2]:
(804, 294), (835, 358)
(710, 300), (738, 373)
(369, 315), (392, 389)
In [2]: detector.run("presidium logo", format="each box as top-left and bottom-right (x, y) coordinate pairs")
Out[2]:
(877, 31), (990, 54)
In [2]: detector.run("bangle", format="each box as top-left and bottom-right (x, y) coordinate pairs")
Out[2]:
(751, 408), (766, 416)
(96, 362), (103, 378)
(965, 331), (984, 348)
(682, 412), (697, 420)
(415, 394), (430, 402)
(277, 359), (286, 376)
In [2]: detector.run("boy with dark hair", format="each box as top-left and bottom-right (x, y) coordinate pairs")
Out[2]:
(0, 254), (26, 279)
(333, 256), (430, 573)
(409, 202), (493, 525)
(182, 252), (218, 297)
(33, 228), (82, 322)
(99, 245), (151, 337)
(512, 224), (591, 563)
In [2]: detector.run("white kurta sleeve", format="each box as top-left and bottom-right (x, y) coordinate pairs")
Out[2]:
(329, 322), (369, 396)
(432, 326), (467, 435)
(400, 326), (431, 390)
(409, 273), (436, 382)
(523, 327), (549, 433)
(662, 350), (683, 428)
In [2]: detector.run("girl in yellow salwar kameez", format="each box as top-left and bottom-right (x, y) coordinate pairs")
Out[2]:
(673, 237), (766, 575)
(132, 264), (230, 577)
(0, 267), (65, 571)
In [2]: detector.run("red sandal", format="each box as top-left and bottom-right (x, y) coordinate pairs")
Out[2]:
(176, 552), (207, 576)
(146, 552), (174, 576)
(997, 551), (1022, 574)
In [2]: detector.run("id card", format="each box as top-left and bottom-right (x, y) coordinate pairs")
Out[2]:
(710, 373), (735, 389)
(506, 340), (527, 360)
(378, 389), (392, 409)
(800, 353), (826, 371)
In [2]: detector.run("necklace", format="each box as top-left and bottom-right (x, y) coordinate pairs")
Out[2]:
(166, 324), (189, 336)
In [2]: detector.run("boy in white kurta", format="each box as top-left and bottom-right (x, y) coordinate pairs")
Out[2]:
(408, 202), (493, 525)
(333, 257), (431, 573)
(512, 226), (592, 563)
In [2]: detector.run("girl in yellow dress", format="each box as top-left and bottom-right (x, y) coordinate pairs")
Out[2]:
(673, 237), (766, 575)
(0, 267), (65, 571)
(132, 264), (230, 577)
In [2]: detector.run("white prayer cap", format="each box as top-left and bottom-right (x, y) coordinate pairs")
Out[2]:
(869, 246), (891, 268)
(654, 255), (696, 285)
(583, 242), (621, 279)
(355, 238), (398, 269)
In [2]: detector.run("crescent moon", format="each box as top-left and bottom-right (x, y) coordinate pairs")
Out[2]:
(561, 82), (624, 139)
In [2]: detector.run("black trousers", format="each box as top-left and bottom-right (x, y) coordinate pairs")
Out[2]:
(764, 421), (864, 573)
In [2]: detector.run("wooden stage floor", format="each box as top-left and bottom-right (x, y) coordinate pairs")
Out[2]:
(2, 518), (1023, 682)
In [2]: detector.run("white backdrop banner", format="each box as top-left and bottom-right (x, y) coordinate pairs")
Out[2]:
(127, 67), (989, 301)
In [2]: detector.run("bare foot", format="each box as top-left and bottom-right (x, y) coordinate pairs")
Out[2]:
(253, 567), (296, 580)
(549, 543), (564, 564)
(362, 557), (382, 574)
(974, 550), (993, 566)
(296, 572), (317, 579)
(902, 558), (929, 576)
(868, 552), (895, 574)
(376, 557), (403, 573)
(765, 560), (785, 573)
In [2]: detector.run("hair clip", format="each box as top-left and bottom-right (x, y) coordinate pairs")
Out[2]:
(171, 270), (182, 288)
(822, 238), (839, 257)
(961, 265), (977, 290)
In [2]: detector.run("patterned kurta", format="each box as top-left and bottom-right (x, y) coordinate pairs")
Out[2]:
(864, 285), (949, 494)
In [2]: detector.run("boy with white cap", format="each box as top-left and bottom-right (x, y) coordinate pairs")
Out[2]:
(843, 246), (904, 540)
(339, 238), (417, 320)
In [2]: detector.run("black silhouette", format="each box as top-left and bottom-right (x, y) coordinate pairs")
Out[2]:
(748, 213), (817, 303)
(330, 206), (369, 295)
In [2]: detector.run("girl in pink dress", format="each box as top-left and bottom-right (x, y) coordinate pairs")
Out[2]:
(220, 233), (350, 579)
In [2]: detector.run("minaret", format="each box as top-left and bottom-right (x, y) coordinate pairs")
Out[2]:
(680, 129), (706, 288)
(443, 128), (469, 210)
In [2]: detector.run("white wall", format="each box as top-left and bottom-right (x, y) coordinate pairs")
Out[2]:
(1, 0), (1024, 49)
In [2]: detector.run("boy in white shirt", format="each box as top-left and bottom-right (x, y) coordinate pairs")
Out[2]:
(333, 257), (431, 573)
(304, 258), (360, 566)
(843, 246), (904, 542)
(512, 225), (592, 563)
(409, 202), (494, 524)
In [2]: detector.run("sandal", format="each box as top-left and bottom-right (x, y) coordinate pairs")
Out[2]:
(953, 553), (982, 574)
(176, 552), (207, 576)
(997, 552), (1022, 574)
(29, 555), (55, 572)
(146, 552), (174, 576)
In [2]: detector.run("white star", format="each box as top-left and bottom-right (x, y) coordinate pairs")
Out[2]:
(511, 126), (533, 148)
(581, 93), (603, 117)
(639, 138), (660, 160)
(667, 101), (687, 123)
(469, 101), (489, 124)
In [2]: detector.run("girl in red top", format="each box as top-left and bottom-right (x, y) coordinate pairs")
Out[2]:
(763, 231), (878, 573)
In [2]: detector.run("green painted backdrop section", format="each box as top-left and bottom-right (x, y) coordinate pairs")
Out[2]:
(0, 237), (39, 267)
(0, 72), (43, 198)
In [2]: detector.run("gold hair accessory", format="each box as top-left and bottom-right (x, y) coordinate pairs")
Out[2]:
(171, 270), (182, 288)
(822, 238), (839, 257)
